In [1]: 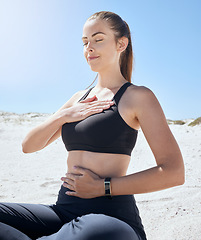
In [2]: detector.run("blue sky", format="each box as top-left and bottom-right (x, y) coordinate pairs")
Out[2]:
(0, 0), (200, 120)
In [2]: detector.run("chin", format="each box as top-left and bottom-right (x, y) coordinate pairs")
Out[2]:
(88, 63), (107, 72)
(88, 65), (102, 72)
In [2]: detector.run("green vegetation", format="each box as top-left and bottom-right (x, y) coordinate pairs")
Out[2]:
(188, 117), (201, 126)
(173, 120), (186, 125)
(167, 119), (185, 125)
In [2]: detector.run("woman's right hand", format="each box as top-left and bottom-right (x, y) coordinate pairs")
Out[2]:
(60, 95), (114, 123)
(22, 94), (114, 153)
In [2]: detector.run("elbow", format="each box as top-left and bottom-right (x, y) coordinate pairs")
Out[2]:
(176, 158), (185, 186)
(162, 153), (185, 187)
(177, 169), (185, 186)
(22, 140), (43, 153)
(21, 136), (29, 153)
(21, 139), (33, 153)
(22, 142), (30, 153)
(175, 173), (185, 186)
(170, 164), (185, 187)
(161, 160), (185, 188)
(22, 148), (29, 154)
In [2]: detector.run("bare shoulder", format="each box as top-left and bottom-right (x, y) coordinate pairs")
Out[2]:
(126, 84), (169, 132)
(126, 84), (159, 114)
(128, 84), (156, 102)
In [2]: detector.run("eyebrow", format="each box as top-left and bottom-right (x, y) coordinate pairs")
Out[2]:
(82, 31), (106, 40)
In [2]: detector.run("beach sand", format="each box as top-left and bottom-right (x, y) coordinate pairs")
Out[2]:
(0, 111), (200, 240)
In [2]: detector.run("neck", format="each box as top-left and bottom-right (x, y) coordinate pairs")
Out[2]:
(96, 65), (127, 89)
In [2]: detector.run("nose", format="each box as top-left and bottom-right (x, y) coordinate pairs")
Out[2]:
(85, 42), (94, 53)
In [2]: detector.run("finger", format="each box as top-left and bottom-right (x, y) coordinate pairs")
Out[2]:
(80, 103), (113, 115)
(65, 173), (81, 180)
(73, 166), (99, 179)
(78, 103), (114, 116)
(80, 95), (97, 103)
(78, 101), (115, 120)
(61, 177), (74, 185)
(65, 191), (78, 197)
(85, 102), (114, 110)
(80, 100), (114, 109)
(63, 182), (74, 190)
(61, 176), (69, 181)
(87, 100), (114, 106)
(61, 177), (71, 182)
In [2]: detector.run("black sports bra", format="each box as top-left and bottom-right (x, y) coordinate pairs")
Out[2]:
(62, 82), (138, 156)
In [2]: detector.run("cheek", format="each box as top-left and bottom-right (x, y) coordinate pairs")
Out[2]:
(102, 46), (118, 63)
(101, 42), (117, 58)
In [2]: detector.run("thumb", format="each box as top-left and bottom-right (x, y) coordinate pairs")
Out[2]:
(80, 95), (97, 103)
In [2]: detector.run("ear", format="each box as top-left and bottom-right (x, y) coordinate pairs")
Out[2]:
(117, 36), (129, 53)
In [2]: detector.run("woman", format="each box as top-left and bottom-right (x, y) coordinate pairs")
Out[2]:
(0, 11), (184, 240)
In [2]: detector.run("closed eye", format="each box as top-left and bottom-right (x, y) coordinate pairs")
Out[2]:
(83, 39), (103, 46)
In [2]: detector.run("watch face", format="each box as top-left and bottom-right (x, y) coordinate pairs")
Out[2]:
(105, 182), (111, 195)
(104, 178), (111, 195)
(105, 183), (110, 191)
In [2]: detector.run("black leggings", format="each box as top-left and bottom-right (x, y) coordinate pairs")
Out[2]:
(0, 186), (146, 240)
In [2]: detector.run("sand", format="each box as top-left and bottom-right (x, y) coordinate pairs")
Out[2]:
(0, 111), (200, 240)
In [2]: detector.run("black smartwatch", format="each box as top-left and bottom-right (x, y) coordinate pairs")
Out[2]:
(104, 177), (112, 198)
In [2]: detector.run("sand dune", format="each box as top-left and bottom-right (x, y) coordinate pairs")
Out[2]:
(0, 111), (200, 240)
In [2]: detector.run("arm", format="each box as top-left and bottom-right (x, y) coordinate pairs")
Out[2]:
(111, 87), (185, 195)
(22, 92), (114, 153)
(22, 91), (81, 153)
(62, 87), (185, 198)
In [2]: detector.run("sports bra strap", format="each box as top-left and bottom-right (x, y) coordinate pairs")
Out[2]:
(113, 82), (132, 105)
(78, 87), (94, 102)
(78, 82), (132, 103)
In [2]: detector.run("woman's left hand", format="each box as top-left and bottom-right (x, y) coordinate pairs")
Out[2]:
(61, 166), (104, 199)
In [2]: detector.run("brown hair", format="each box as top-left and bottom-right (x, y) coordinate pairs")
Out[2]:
(87, 11), (134, 83)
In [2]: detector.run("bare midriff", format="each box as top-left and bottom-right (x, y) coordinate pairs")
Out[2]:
(67, 151), (130, 178)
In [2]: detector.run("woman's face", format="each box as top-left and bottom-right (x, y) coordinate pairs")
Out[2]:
(82, 19), (120, 72)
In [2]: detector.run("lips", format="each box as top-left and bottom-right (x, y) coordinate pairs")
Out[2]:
(88, 56), (99, 61)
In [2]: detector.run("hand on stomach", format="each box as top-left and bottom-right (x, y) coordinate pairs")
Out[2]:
(61, 150), (130, 198)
